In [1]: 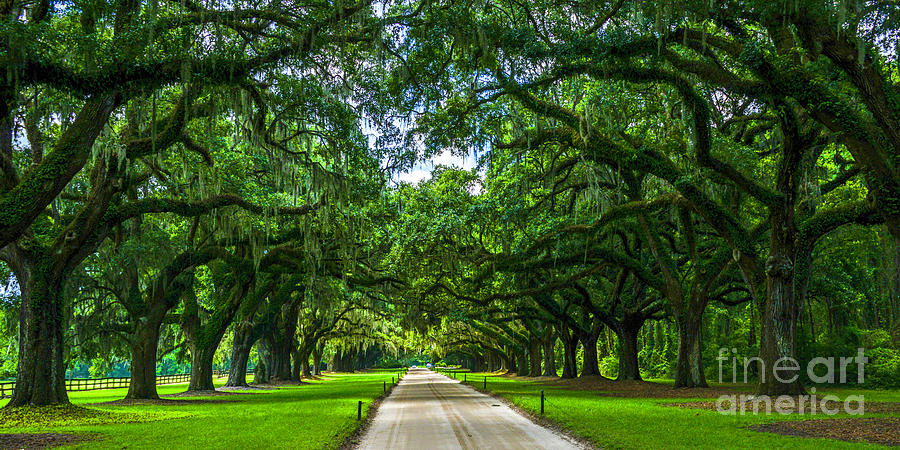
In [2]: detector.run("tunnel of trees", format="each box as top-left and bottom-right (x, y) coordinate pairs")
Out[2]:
(0, 0), (898, 409)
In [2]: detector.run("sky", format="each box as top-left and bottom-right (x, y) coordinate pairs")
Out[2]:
(393, 149), (479, 185)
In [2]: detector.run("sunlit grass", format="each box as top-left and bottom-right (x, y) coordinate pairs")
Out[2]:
(463, 374), (899, 449)
(0, 373), (398, 449)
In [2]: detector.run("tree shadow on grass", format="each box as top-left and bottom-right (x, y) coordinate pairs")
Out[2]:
(0, 432), (96, 449)
(751, 417), (900, 446)
(0, 404), (179, 428)
(87, 398), (238, 407)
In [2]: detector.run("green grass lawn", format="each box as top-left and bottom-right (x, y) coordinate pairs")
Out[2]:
(0, 373), (400, 449)
(463, 374), (899, 449)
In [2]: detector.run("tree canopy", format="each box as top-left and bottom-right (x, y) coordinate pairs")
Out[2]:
(0, 0), (897, 408)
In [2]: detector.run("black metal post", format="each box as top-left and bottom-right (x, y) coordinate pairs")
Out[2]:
(483, 376), (486, 390)
(357, 400), (362, 420)
(540, 390), (545, 415)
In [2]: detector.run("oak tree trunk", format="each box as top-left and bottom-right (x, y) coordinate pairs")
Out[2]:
(189, 345), (216, 391)
(298, 345), (312, 377)
(254, 349), (271, 384)
(260, 335), (294, 381)
(758, 252), (806, 395)
(579, 333), (601, 377)
(674, 311), (707, 388)
(528, 340), (542, 377)
(272, 344), (292, 381)
(225, 325), (255, 387)
(227, 344), (252, 388)
(126, 319), (163, 399)
(757, 124), (806, 396)
(312, 345), (322, 376)
(301, 359), (311, 377)
(332, 349), (355, 372)
(7, 266), (69, 407)
(542, 331), (557, 376)
(615, 320), (642, 381)
(516, 351), (528, 376)
(560, 330), (578, 379)
(291, 348), (303, 380)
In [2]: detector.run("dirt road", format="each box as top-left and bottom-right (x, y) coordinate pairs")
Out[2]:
(357, 368), (583, 449)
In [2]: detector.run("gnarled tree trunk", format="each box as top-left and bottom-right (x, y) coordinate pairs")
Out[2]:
(225, 324), (255, 387)
(269, 337), (294, 381)
(615, 318), (643, 381)
(758, 250), (806, 395)
(516, 351), (528, 376)
(184, 275), (253, 392)
(8, 265), (69, 407)
(312, 344), (323, 376)
(579, 332), (601, 377)
(297, 344), (312, 378)
(756, 122), (806, 396)
(126, 316), (164, 399)
(257, 333), (293, 381)
(189, 344), (216, 391)
(528, 340), (542, 377)
(542, 329), (557, 376)
(559, 326), (578, 379)
(674, 309), (707, 388)
(291, 348), (303, 380)
(332, 348), (355, 372)
(254, 353), (270, 384)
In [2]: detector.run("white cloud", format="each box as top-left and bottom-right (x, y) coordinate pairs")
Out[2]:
(395, 168), (431, 184)
(432, 150), (474, 167)
(392, 150), (477, 185)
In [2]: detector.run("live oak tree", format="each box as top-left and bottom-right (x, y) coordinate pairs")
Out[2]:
(0, 0), (895, 411)
(388, 0), (893, 394)
(0, 0), (374, 248)
(0, 0), (388, 405)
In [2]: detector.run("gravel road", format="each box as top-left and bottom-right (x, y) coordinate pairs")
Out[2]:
(357, 368), (583, 449)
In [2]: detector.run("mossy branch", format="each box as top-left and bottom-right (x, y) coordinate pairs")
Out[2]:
(109, 195), (319, 225)
(798, 201), (883, 251)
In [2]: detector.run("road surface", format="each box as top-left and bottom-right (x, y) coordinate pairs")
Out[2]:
(357, 368), (583, 450)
